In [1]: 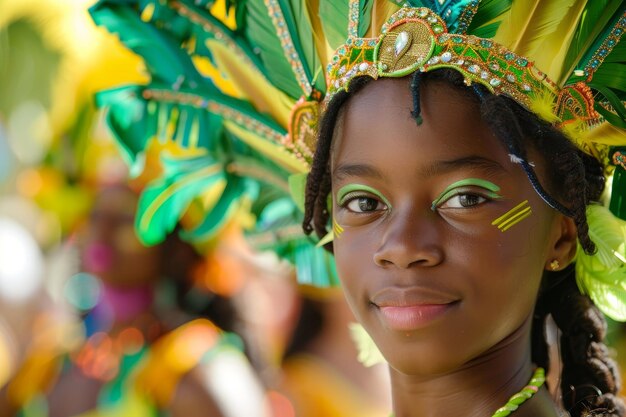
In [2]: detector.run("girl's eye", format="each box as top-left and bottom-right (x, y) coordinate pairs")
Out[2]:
(438, 193), (487, 209)
(346, 197), (386, 213)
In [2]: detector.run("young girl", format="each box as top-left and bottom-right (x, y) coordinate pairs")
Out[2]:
(301, 7), (626, 417)
(90, 1), (626, 416)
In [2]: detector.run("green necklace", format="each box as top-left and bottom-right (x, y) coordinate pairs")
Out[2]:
(390, 367), (546, 417)
(492, 367), (545, 416)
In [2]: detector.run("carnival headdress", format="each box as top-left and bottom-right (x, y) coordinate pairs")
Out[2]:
(90, 1), (626, 318)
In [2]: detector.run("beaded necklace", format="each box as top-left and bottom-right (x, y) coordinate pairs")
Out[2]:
(390, 367), (546, 417)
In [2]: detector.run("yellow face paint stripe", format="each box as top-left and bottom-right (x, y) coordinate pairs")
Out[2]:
(500, 210), (532, 232)
(497, 206), (532, 230)
(333, 219), (344, 238)
(492, 200), (530, 225)
(491, 200), (532, 232)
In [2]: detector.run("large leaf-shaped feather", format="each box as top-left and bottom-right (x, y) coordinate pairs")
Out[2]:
(584, 205), (626, 267)
(576, 259), (626, 321)
(281, 0), (325, 93)
(319, 0), (351, 50)
(90, 1), (202, 87)
(560, 1), (623, 84)
(136, 155), (226, 245)
(237, 0), (303, 98)
(575, 205), (626, 321)
(493, 0), (578, 68)
(181, 175), (257, 242)
(466, 0), (513, 38)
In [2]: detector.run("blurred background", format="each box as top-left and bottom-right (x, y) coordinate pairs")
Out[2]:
(0, 1), (624, 417)
(0, 1), (391, 416)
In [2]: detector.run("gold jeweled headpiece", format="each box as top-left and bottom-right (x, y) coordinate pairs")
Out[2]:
(326, 5), (619, 160)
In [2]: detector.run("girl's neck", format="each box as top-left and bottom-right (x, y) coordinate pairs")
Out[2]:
(388, 318), (560, 417)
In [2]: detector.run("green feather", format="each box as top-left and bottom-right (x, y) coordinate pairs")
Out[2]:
(96, 86), (156, 168)
(610, 148), (626, 220)
(575, 204), (626, 321)
(181, 176), (255, 242)
(319, 0), (350, 50)
(237, 0), (303, 98)
(583, 205), (626, 268)
(135, 156), (225, 245)
(172, 0), (268, 73)
(89, 1), (202, 87)
(288, 173), (308, 212)
(576, 260), (626, 321)
(595, 104), (626, 130)
(280, 0), (325, 93)
(562, 1), (624, 81)
(466, 0), (512, 38)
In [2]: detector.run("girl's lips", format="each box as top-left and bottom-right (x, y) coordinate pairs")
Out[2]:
(377, 303), (457, 331)
(83, 243), (115, 274)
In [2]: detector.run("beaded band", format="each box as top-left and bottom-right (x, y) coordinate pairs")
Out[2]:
(326, 7), (601, 156)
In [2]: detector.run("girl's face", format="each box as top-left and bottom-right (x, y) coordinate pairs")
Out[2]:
(330, 78), (566, 375)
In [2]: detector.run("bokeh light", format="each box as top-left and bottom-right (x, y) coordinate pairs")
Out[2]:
(0, 217), (43, 302)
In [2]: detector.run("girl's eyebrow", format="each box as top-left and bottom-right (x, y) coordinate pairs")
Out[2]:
(332, 163), (383, 181)
(419, 155), (507, 177)
(333, 156), (506, 181)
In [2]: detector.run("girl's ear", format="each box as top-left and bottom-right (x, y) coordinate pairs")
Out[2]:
(545, 214), (577, 271)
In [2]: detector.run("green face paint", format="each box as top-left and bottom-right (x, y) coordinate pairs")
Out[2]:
(337, 184), (391, 208)
(431, 178), (502, 210)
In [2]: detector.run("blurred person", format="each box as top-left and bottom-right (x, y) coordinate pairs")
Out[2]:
(0, 185), (271, 417)
(278, 289), (390, 417)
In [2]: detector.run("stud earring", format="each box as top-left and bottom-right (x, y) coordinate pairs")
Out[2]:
(550, 259), (560, 271)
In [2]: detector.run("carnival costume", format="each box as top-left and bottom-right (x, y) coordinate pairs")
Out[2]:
(90, 0), (626, 316)
(91, 0), (626, 415)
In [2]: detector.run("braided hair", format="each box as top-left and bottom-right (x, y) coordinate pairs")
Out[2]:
(303, 69), (625, 417)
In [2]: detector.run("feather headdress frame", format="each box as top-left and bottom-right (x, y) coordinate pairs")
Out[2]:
(90, 0), (626, 317)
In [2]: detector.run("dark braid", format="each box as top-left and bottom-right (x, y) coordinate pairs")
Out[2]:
(303, 76), (371, 245)
(410, 71), (423, 125)
(549, 272), (624, 417)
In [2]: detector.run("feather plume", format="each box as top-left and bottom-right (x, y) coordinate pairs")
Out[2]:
(348, 323), (386, 367)
(239, 0), (303, 98)
(575, 205), (626, 321)
(562, 1), (624, 83)
(575, 260), (626, 321)
(583, 204), (626, 267)
(533, 1), (587, 82)
(493, 0), (579, 65)
(366, 0), (400, 38)
(466, 0), (513, 38)
(319, 0), (350, 49)
(528, 89), (561, 123)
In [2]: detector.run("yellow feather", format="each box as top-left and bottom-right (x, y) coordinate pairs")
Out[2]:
(305, 0), (334, 72)
(528, 90), (561, 123)
(348, 323), (386, 367)
(494, 0), (581, 73)
(207, 40), (295, 129)
(365, 1), (402, 38)
(533, 1), (588, 83)
(582, 122), (626, 147)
